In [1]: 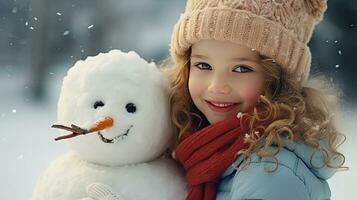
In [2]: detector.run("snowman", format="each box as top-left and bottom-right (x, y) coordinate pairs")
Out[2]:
(31, 50), (187, 200)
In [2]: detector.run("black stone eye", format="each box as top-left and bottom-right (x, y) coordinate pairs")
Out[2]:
(125, 103), (136, 113)
(93, 101), (105, 109)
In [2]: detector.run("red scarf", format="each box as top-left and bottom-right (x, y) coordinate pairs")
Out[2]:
(175, 115), (249, 200)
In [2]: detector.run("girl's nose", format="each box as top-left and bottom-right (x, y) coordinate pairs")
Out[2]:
(207, 77), (232, 95)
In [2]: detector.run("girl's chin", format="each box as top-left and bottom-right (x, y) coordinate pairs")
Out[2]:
(206, 113), (235, 124)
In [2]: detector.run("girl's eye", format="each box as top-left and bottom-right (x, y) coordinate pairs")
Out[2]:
(233, 65), (253, 73)
(93, 100), (105, 109)
(125, 103), (137, 113)
(194, 62), (212, 70)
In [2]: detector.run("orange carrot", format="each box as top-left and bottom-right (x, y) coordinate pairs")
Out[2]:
(89, 117), (114, 132)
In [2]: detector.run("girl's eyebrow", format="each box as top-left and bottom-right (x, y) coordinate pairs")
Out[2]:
(230, 57), (259, 63)
(190, 54), (209, 59)
(191, 54), (258, 63)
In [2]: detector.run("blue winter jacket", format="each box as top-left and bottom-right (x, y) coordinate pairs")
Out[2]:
(216, 140), (338, 200)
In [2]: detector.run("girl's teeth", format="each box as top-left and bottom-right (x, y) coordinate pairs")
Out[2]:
(212, 103), (234, 107)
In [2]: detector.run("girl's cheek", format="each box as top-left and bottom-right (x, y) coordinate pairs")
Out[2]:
(188, 80), (198, 98)
(189, 69), (210, 95)
(188, 71), (203, 98)
(241, 84), (264, 107)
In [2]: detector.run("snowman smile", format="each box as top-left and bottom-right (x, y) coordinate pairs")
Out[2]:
(97, 125), (133, 144)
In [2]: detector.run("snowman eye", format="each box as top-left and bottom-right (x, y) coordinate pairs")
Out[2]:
(125, 103), (136, 113)
(93, 101), (105, 109)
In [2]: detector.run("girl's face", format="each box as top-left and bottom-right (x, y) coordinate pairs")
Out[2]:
(189, 39), (266, 124)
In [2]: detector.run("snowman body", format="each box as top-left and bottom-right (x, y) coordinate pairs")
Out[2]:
(31, 50), (186, 200)
(32, 153), (185, 200)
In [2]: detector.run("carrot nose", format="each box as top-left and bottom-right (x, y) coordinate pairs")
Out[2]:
(89, 117), (114, 133)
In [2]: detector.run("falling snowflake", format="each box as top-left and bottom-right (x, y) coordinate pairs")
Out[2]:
(335, 65), (340, 68)
(88, 24), (94, 29)
(12, 109), (17, 113)
(56, 12), (62, 16)
(63, 30), (70, 35)
(237, 112), (243, 118)
(12, 7), (17, 13)
(338, 50), (342, 55)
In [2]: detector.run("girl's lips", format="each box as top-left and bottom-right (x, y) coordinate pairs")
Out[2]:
(205, 100), (239, 113)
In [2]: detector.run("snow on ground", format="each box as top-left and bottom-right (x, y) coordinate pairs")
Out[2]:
(0, 66), (356, 199)
(0, 66), (67, 199)
(329, 106), (357, 200)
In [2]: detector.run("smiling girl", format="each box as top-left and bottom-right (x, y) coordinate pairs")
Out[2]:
(164, 0), (347, 199)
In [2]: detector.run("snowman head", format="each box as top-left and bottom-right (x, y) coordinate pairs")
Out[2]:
(57, 50), (172, 166)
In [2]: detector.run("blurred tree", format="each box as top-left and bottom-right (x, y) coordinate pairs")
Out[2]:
(29, 0), (49, 100)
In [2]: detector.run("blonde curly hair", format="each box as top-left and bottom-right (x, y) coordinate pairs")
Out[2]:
(161, 48), (346, 172)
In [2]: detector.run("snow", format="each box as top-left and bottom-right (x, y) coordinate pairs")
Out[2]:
(328, 105), (357, 199)
(31, 153), (186, 200)
(0, 88), (64, 199)
(63, 30), (70, 35)
(11, 7), (17, 14)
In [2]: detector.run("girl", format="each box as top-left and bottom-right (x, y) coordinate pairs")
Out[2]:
(84, 0), (346, 199)
(164, 0), (346, 200)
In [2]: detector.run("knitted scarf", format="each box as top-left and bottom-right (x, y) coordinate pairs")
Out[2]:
(175, 115), (248, 200)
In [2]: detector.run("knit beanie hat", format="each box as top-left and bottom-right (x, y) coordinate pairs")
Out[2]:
(170, 0), (327, 82)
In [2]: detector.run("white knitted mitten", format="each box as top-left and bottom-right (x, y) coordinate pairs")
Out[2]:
(86, 183), (122, 200)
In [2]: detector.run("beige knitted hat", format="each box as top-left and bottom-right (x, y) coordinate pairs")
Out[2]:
(170, 0), (327, 82)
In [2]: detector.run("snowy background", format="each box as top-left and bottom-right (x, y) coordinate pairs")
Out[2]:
(0, 0), (356, 199)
